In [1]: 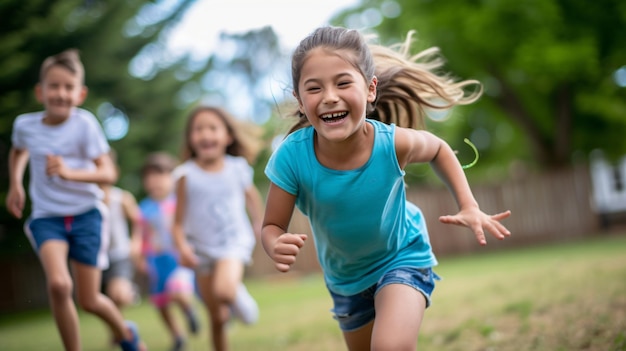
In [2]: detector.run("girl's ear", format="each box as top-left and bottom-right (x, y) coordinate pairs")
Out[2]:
(367, 76), (378, 103)
(293, 90), (305, 115)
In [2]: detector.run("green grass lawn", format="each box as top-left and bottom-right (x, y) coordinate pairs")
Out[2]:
(1, 233), (625, 351)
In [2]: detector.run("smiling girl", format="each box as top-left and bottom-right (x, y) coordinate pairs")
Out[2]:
(262, 26), (512, 350)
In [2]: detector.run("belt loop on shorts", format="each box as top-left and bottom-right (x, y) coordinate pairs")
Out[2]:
(64, 216), (74, 232)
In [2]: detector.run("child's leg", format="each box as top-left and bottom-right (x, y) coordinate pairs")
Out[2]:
(371, 284), (426, 351)
(71, 261), (140, 345)
(212, 258), (244, 306)
(39, 240), (81, 351)
(156, 305), (184, 341)
(342, 322), (374, 351)
(105, 277), (136, 308)
(103, 258), (136, 308)
(196, 271), (230, 351)
(167, 268), (199, 334)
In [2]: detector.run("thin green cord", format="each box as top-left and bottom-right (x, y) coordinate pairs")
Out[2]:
(461, 138), (479, 169)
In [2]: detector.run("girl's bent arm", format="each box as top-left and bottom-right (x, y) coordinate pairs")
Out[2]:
(262, 182), (307, 272)
(172, 176), (189, 250)
(172, 176), (198, 268)
(245, 185), (264, 241)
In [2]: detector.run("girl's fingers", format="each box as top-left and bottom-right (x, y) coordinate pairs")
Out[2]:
(492, 210), (511, 220)
(276, 262), (291, 273)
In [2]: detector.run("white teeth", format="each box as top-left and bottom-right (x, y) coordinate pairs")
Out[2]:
(321, 112), (347, 119)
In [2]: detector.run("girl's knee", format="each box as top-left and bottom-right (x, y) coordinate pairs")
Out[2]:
(371, 338), (416, 351)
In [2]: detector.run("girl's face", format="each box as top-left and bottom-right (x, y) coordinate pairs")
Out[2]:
(296, 48), (376, 144)
(36, 65), (87, 124)
(189, 110), (233, 163)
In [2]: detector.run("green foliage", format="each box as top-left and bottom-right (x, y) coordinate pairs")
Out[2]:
(333, 0), (626, 174)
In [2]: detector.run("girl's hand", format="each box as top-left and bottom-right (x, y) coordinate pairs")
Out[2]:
(271, 233), (307, 273)
(439, 208), (511, 245)
(178, 243), (199, 269)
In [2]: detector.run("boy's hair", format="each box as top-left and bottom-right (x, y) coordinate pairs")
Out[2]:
(289, 26), (482, 133)
(182, 105), (262, 164)
(40, 49), (85, 84)
(141, 152), (178, 177)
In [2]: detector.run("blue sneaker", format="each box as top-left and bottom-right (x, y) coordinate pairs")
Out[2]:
(119, 321), (145, 351)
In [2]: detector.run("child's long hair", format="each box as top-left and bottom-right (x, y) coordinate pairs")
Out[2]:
(288, 26), (481, 133)
(181, 105), (262, 165)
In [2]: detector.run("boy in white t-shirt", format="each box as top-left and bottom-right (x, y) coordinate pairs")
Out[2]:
(5, 49), (145, 351)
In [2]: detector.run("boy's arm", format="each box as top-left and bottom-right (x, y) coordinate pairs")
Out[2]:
(245, 184), (264, 241)
(6, 148), (30, 219)
(47, 152), (117, 184)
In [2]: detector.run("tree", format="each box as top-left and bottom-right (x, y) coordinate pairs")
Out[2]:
(333, 0), (626, 172)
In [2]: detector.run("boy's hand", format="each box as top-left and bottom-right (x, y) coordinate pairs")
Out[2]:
(271, 233), (307, 273)
(46, 155), (69, 179)
(5, 187), (25, 219)
(439, 208), (511, 245)
(178, 243), (199, 269)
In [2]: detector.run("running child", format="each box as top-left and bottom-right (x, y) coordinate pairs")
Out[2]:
(262, 26), (512, 350)
(138, 152), (199, 351)
(5, 49), (145, 351)
(101, 149), (142, 309)
(172, 106), (263, 351)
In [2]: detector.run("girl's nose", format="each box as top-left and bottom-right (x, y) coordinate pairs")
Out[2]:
(322, 88), (339, 104)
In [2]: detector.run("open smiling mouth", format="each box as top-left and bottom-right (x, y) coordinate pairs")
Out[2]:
(320, 112), (348, 123)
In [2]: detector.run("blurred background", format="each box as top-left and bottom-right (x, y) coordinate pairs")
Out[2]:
(1, 0), (625, 316)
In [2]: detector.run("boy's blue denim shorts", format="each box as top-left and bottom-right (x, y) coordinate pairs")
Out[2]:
(25, 208), (107, 268)
(328, 267), (441, 332)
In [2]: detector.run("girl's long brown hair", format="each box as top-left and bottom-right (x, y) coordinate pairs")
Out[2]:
(181, 106), (263, 165)
(288, 26), (482, 133)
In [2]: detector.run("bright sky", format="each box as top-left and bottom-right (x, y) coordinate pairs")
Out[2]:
(166, 0), (360, 59)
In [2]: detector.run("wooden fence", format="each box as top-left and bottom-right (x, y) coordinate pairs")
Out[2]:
(247, 165), (600, 276)
(0, 166), (605, 313)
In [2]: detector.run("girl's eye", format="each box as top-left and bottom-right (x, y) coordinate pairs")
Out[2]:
(338, 81), (351, 87)
(306, 86), (321, 92)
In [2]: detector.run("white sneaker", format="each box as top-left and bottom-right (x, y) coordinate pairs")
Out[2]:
(231, 283), (259, 325)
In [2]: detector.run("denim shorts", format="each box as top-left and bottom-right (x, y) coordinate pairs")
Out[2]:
(25, 208), (107, 268)
(328, 267), (441, 331)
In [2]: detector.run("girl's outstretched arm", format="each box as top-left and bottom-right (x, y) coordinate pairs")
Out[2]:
(172, 176), (198, 268)
(395, 127), (511, 245)
(262, 182), (307, 272)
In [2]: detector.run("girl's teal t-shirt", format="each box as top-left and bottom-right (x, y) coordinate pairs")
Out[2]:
(265, 119), (437, 296)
